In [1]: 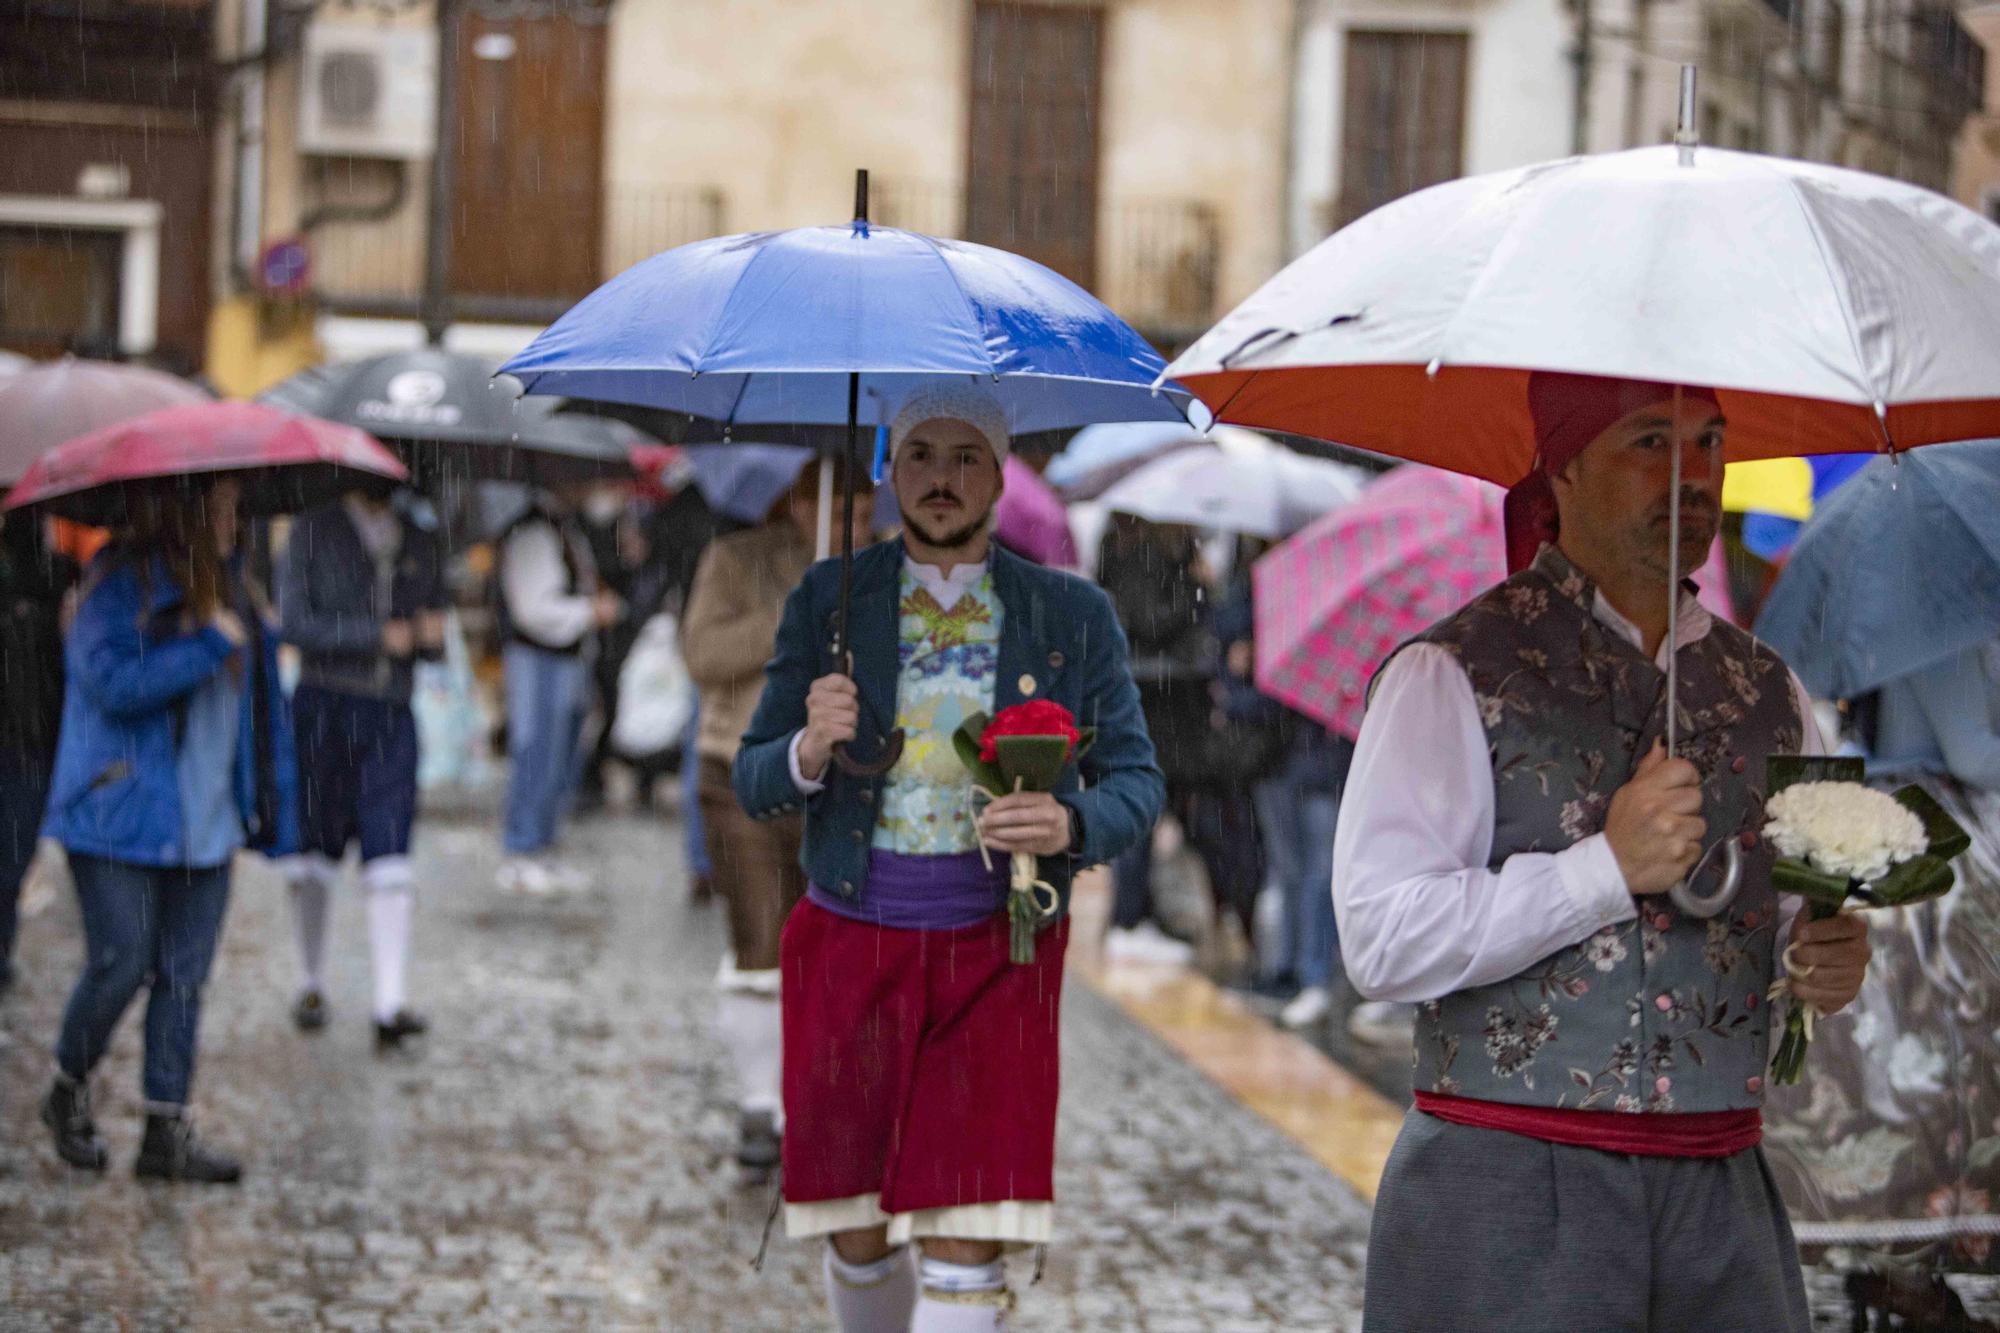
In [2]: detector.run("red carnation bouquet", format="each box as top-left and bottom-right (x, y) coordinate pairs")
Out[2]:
(954, 700), (1094, 963)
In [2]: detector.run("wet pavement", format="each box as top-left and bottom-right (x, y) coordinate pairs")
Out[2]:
(0, 801), (1370, 1331)
(5, 796), (1996, 1330)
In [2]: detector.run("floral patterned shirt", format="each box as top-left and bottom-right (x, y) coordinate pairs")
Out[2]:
(872, 565), (1002, 854)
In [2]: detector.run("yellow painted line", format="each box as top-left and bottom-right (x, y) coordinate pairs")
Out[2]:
(1067, 878), (1405, 1202)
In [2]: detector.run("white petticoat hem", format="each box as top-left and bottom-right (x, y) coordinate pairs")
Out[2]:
(784, 1192), (1053, 1248)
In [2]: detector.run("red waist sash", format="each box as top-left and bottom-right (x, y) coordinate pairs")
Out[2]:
(1414, 1091), (1762, 1158)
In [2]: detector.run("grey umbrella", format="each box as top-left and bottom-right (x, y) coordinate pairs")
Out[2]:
(0, 358), (213, 486)
(259, 348), (641, 486)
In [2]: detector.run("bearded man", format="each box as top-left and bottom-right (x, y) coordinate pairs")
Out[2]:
(1336, 374), (1873, 1332)
(734, 384), (1163, 1332)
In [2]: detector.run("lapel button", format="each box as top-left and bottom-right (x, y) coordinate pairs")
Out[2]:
(1019, 674), (1037, 696)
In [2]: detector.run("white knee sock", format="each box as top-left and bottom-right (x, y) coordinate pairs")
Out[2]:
(361, 857), (414, 1023)
(823, 1243), (917, 1333)
(285, 857), (336, 992)
(715, 982), (783, 1120)
(913, 1256), (1011, 1332)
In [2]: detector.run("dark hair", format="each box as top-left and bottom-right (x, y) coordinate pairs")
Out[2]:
(124, 483), (228, 626)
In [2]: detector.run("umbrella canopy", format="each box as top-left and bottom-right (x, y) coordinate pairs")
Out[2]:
(3, 402), (407, 525)
(1045, 420), (1208, 498)
(1754, 441), (2000, 700)
(1254, 466), (1739, 739)
(1165, 145), (2000, 479)
(1096, 426), (1368, 538)
(499, 221), (1194, 434)
(683, 443), (814, 524)
(260, 349), (639, 484)
(0, 358), (212, 485)
(1733, 454), (1873, 563)
(1252, 467), (1508, 739)
(994, 454), (1080, 568)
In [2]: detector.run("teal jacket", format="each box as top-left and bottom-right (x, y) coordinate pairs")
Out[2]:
(733, 538), (1164, 914)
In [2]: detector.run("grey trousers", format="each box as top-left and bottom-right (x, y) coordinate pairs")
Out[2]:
(1363, 1110), (1810, 1333)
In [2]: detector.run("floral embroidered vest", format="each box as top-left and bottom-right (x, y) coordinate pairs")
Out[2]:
(1404, 546), (1804, 1113)
(873, 568), (1002, 854)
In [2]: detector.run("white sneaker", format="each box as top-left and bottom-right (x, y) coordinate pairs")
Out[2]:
(1347, 999), (1418, 1047)
(544, 861), (592, 893)
(495, 857), (557, 896)
(1280, 985), (1333, 1030)
(1104, 921), (1196, 966)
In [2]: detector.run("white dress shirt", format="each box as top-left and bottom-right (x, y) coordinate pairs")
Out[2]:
(788, 556), (991, 793)
(1332, 588), (1825, 1003)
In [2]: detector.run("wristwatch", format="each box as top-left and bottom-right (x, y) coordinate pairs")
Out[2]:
(1064, 802), (1086, 857)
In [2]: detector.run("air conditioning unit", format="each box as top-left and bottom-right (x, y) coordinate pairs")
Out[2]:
(298, 21), (438, 159)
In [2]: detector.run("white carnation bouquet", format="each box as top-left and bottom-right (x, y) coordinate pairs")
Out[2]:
(1763, 757), (1968, 1084)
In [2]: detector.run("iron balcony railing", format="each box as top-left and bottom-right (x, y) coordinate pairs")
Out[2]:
(872, 179), (1222, 347)
(310, 184), (727, 321)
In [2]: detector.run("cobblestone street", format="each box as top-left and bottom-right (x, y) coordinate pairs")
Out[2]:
(5, 800), (1998, 1330)
(0, 802), (1371, 1331)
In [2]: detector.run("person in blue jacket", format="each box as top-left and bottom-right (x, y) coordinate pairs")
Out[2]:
(38, 475), (297, 1184)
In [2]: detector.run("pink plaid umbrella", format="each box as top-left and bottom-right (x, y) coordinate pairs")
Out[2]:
(1254, 466), (1737, 740)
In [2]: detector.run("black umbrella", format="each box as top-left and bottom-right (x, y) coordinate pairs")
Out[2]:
(258, 349), (641, 487)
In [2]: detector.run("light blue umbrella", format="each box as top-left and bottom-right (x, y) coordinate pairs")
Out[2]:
(1755, 440), (2000, 699)
(683, 444), (813, 524)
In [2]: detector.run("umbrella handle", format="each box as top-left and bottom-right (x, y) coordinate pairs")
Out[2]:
(833, 730), (905, 778)
(1668, 835), (1744, 919)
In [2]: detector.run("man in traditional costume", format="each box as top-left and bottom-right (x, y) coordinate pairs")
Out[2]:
(1336, 374), (1874, 1331)
(735, 384), (1163, 1332)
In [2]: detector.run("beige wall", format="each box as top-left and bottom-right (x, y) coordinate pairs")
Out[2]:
(237, 0), (1293, 344)
(1096, 0), (1293, 310)
(1956, 5), (2000, 220)
(604, 0), (1292, 332)
(604, 0), (968, 234)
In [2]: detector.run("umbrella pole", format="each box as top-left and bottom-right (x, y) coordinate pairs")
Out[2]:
(1666, 383), (1682, 757)
(829, 167), (904, 780)
(1665, 380), (1744, 918)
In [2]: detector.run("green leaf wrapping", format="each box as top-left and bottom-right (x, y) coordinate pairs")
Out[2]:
(953, 713), (1005, 795)
(1892, 783), (1972, 863)
(1771, 856), (1857, 912)
(1859, 855), (1957, 909)
(1766, 754), (1865, 794)
(993, 735), (1073, 792)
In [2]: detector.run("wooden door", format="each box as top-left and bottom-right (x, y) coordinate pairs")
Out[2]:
(449, 2), (607, 303)
(966, 1), (1102, 290)
(1335, 30), (1469, 230)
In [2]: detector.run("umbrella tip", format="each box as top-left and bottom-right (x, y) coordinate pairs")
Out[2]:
(1675, 65), (1700, 166)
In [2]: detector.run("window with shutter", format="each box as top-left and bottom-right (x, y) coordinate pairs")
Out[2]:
(1335, 30), (1469, 232)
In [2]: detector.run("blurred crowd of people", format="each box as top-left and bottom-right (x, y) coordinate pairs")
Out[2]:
(5, 415), (1999, 1252)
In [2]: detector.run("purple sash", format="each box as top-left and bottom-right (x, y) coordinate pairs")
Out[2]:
(809, 850), (1008, 930)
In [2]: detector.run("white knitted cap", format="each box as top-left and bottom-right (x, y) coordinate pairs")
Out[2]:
(887, 382), (1011, 469)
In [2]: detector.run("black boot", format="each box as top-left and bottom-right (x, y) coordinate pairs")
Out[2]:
(134, 1112), (242, 1184)
(40, 1076), (108, 1171)
(735, 1108), (782, 1173)
(373, 1009), (429, 1053)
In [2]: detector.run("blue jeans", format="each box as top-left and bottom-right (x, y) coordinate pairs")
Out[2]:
(1255, 774), (1342, 988)
(56, 854), (233, 1107)
(682, 693), (711, 878)
(503, 643), (589, 855)
(0, 750), (51, 990)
